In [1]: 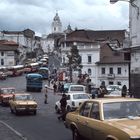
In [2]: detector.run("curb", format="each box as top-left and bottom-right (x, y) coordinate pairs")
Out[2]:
(0, 120), (27, 140)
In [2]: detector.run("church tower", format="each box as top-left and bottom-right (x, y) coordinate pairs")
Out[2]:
(51, 13), (62, 33)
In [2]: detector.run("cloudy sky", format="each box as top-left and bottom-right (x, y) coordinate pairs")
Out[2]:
(0, 0), (129, 36)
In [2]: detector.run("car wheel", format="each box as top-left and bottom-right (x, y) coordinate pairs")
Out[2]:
(55, 105), (60, 114)
(33, 110), (37, 115)
(72, 128), (81, 140)
(1, 100), (4, 106)
(67, 106), (71, 112)
(10, 106), (14, 113)
(14, 108), (18, 115)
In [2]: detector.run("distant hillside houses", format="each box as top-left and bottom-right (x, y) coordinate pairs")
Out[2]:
(0, 29), (43, 65)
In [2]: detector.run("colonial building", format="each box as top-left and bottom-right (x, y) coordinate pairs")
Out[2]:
(129, 0), (140, 97)
(0, 29), (43, 64)
(42, 13), (73, 53)
(0, 40), (19, 66)
(59, 29), (127, 87)
(96, 43), (129, 88)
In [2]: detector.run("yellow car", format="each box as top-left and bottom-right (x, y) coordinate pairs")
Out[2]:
(9, 93), (37, 115)
(65, 98), (140, 140)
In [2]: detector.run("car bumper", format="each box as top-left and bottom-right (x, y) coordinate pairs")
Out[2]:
(16, 107), (36, 112)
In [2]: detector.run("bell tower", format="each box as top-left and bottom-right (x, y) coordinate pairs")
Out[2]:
(51, 12), (62, 33)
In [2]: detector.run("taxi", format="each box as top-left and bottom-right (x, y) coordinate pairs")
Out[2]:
(65, 98), (140, 140)
(9, 93), (37, 115)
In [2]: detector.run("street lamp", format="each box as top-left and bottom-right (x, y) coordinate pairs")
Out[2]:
(110, 0), (139, 18)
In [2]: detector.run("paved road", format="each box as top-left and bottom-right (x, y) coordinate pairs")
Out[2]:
(0, 75), (72, 140)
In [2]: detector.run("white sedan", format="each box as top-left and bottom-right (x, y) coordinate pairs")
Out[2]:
(55, 92), (90, 113)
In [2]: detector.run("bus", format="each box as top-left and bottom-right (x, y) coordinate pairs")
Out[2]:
(24, 63), (40, 73)
(7, 65), (24, 77)
(26, 73), (43, 92)
(38, 67), (49, 79)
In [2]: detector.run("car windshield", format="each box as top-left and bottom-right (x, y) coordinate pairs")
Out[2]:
(73, 94), (89, 100)
(15, 95), (33, 100)
(103, 101), (140, 120)
(1, 88), (15, 94)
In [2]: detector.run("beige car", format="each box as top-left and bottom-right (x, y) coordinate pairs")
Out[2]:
(65, 98), (140, 140)
(9, 93), (37, 115)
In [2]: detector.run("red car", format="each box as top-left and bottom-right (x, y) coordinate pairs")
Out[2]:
(0, 87), (15, 106)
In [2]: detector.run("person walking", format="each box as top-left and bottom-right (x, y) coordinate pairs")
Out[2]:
(121, 85), (127, 97)
(57, 93), (67, 121)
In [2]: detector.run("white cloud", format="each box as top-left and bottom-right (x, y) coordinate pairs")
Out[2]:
(0, 0), (129, 36)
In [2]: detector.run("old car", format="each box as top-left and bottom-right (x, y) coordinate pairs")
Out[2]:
(67, 84), (86, 93)
(65, 98), (140, 140)
(0, 71), (7, 80)
(9, 93), (37, 115)
(55, 92), (90, 113)
(0, 87), (15, 106)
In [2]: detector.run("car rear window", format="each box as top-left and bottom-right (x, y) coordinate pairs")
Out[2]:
(73, 94), (89, 100)
(70, 86), (84, 92)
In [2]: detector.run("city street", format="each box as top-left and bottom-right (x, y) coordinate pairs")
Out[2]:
(0, 75), (71, 140)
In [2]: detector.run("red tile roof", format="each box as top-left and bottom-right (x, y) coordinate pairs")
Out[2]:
(0, 40), (18, 51)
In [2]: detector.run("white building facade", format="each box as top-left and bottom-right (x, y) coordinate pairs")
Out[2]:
(129, 0), (140, 97)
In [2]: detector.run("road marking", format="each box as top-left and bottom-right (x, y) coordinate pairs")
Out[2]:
(0, 120), (28, 140)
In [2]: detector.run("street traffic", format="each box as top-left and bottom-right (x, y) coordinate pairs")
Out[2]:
(0, 74), (71, 140)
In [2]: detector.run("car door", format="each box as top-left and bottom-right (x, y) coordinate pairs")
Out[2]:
(77, 101), (93, 139)
(88, 102), (104, 139)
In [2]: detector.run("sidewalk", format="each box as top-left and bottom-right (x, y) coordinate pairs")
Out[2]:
(0, 121), (27, 140)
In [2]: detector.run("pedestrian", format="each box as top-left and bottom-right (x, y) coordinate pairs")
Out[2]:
(44, 87), (48, 104)
(98, 85), (107, 98)
(53, 82), (57, 94)
(60, 83), (64, 93)
(57, 93), (67, 121)
(121, 85), (127, 97)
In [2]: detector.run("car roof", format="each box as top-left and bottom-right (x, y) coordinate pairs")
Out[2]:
(67, 92), (88, 95)
(0, 87), (15, 89)
(87, 98), (140, 104)
(14, 93), (31, 96)
(26, 73), (43, 78)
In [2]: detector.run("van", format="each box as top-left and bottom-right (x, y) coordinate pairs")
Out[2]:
(68, 84), (86, 93)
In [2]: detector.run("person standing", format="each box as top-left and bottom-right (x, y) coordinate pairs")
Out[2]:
(44, 87), (48, 104)
(121, 85), (127, 97)
(57, 94), (67, 121)
(53, 82), (57, 94)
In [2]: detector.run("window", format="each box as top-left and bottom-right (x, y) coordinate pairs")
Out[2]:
(1, 59), (4, 65)
(117, 67), (121, 74)
(90, 103), (100, 120)
(101, 67), (105, 74)
(1, 52), (4, 56)
(109, 67), (113, 74)
(80, 102), (92, 117)
(88, 55), (92, 63)
(88, 68), (91, 75)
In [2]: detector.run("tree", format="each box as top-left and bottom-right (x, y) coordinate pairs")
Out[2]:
(67, 44), (82, 82)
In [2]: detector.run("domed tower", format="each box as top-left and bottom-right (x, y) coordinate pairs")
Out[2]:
(51, 13), (62, 33)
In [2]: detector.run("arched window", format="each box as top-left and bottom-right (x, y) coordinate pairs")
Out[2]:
(88, 68), (91, 75)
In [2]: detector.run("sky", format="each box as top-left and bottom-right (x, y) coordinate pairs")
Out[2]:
(0, 0), (129, 36)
